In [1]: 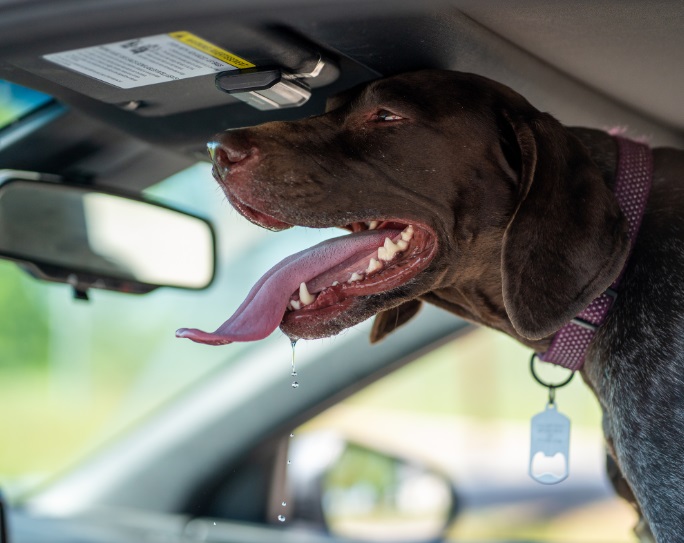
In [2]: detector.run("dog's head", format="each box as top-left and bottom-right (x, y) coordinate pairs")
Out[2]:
(178, 70), (629, 347)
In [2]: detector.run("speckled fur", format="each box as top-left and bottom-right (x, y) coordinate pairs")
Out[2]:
(581, 142), (684, 542)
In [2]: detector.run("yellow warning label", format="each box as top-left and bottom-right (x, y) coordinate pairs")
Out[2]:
(169, 31), (255, 69)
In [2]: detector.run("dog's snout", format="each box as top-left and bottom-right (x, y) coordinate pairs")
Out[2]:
(208, 133), (255, 178)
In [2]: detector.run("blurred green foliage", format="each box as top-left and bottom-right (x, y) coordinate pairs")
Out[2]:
(0, 261), (49, 370)
(326, 444), (396, 492)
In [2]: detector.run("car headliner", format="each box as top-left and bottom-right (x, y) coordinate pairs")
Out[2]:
(0, 0), (682, 194)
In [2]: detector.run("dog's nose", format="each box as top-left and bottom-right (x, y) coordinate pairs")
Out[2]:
(208, 133), (254, 179)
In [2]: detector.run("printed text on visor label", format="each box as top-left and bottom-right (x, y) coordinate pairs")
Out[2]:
(43, 31), (254, 90)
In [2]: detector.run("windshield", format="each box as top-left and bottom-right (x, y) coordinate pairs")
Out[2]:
(0, 81), (53, 129)
(0, 161), (339, 495)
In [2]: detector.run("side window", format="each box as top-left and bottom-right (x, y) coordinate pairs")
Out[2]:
(283, 327), (636, 542)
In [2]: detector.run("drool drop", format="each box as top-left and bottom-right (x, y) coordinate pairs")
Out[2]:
(290, 339), (298, 377)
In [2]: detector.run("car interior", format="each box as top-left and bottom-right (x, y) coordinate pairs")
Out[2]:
(0, 1), (682, 542)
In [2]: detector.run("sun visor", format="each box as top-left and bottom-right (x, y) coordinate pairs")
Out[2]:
(12, 26), (353, 117)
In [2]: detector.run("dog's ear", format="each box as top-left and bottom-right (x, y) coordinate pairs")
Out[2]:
(500, 111), (629, 340)
(370, 299), (423, 343)
(325, 93), (349, 113)
(325, 90), (354, 113)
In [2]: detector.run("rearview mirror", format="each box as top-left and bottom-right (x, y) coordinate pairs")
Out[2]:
(0, 171), (215, 296)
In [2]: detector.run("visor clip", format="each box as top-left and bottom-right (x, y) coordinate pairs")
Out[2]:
(72, 286), (90, 302)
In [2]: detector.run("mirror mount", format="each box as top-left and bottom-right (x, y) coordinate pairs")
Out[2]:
(72, 287), (89, 301)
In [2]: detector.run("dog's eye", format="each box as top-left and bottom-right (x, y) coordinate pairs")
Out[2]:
(372, 109), (403, 122)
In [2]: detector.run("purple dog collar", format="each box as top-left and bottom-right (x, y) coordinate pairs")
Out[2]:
(537, 136), (653, 371)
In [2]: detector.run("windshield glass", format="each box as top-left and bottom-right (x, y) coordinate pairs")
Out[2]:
(0, 161), (339, 495)
(0, 81), (53, 129)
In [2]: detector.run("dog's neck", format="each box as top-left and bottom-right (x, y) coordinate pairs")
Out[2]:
(568, 127), (620, 189)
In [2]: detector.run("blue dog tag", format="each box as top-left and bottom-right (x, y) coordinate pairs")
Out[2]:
(529, 403), (570, 485)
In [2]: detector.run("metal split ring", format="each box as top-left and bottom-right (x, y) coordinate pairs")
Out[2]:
(530, 354), (575, 404)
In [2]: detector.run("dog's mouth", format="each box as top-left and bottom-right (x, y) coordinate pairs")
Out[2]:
(176, 192), (437, 345)
(282, 220), (435, 334)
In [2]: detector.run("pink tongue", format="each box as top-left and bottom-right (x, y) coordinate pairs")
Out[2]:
(176, 229), (399, 345)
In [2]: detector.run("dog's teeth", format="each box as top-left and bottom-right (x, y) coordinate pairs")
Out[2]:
(401, 225), (414, 242)
(290, 299), (301, 310)
(299, 282), (315, 306)
(366, 258), (382, 274)
(368, 221), (379, 230)
(348, 272), (363, 283)
(384, 237), (401, 259)
(379, 235), (409, 262)
(332, 281), (339, 286)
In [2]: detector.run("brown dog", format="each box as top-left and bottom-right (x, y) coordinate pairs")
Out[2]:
(181, 70), (684, 541)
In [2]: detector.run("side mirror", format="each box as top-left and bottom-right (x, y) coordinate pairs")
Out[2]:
(288, 432), (459, 542)
(0, 171), (215, 296)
